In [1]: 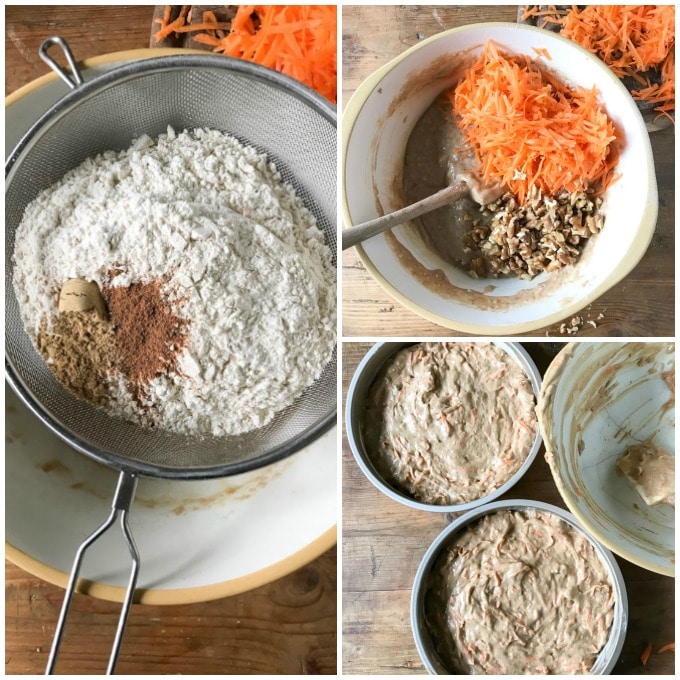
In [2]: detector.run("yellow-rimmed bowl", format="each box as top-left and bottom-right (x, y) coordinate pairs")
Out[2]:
(538, 342), (674, 576)
(5, 51), (337, 604)
(342, 23), (658, 335)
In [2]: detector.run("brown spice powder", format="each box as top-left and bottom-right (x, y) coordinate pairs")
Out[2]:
(38, 277), (189, 409)
(37, 309), (118, 405)
(104, 278), (189, 397)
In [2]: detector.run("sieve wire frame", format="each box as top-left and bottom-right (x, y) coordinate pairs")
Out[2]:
(5, 54), (338, 480)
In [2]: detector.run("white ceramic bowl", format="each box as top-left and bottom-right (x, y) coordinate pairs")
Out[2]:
(537, 342), (674, 576)
(411, 500), (628, 674)
(5, 53), (336, 604)
(343, 23), (658, 334)
(345, 342), (542, 513)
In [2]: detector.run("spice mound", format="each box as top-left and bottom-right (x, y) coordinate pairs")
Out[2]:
(426, 509), (616, 674)
(362, 343), (538, 505)
(13, 127), (336, 437)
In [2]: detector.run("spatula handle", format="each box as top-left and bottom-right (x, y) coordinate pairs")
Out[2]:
(342, 179), (468, 251)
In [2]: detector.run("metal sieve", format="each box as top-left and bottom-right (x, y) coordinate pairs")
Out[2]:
(5, 37), (337, 674)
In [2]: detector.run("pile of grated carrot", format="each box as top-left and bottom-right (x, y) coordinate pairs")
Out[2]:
(155, 5), (337, 104)
(523, 5), (675, 121)
(450, 40), (617, 205)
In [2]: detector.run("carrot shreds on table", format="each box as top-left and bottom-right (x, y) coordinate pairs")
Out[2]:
(526, 5), (675, 120)
(450, 40), (617, 205)
(154, 5), (191, 41)
(203, 5), (337, 103)
(559, 6), (674, 77)
(154, 5), (336, 104)
(641, 642), (653, 666)
(521, 6), (558, 20)
(173, 21), (233, 34)
(658, 642), (675, 654)
(632, 50), (675, 121)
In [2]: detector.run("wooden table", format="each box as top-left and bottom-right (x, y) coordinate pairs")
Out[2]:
(341, 5), (675, 337)
(342, 342), (675, 674)
(5, 6), (336, 674)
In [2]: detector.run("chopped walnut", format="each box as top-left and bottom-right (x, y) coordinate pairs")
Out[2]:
(559, 315), (585, 335)
(465, 185), (604, 280)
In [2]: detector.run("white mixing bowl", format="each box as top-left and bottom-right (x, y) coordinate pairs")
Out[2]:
(538, 342), (674, 576)
(343, 23), (658, 334)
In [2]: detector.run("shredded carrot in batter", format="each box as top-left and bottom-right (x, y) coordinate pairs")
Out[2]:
(450, 41), (617, 205)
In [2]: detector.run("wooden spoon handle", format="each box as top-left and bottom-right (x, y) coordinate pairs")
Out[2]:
(342, 179), (469, 251)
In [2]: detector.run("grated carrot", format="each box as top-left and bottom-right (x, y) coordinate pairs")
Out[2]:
(521, 5), (562, 24)
(632, 50), (675, 122)
(450, 40), (617, 205)
(154, 5), (191, 41)
(525, 5), (675, 120)
(206, 6), (337, 104)
(641, 642), (653, 666)
(154, 5), (336, 104)
(532, 46), (552, 60)
(658, 642), (675, 654)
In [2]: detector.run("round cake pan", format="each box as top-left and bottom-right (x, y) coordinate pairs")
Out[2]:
(345, 342), (543, 513)
(411, 499), (628, 675)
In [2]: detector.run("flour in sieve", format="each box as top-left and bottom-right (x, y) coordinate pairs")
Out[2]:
(13, 127), (336, 436)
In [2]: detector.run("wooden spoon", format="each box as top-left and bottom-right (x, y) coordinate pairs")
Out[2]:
(342, 179), (469, 251)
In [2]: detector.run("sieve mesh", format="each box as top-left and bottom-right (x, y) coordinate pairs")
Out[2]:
(5, 56), (337, 479)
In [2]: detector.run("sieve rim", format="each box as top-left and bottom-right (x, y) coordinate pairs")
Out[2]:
(5, 52), (337, 480)
(5, 360), (337, 479)
(6, 52), (337, 179)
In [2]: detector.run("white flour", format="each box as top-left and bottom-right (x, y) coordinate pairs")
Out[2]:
(13, 127), (336, 436)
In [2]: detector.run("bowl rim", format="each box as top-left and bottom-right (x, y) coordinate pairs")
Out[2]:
(5, 528), (336, 606)
(342, 22), (658, 335)
(538, 341), (675, 577)
(5, 47), (207, 106)
(345, 341), (543, 512)
(5, 48), (338, 605)
(410, 499), (628, 675)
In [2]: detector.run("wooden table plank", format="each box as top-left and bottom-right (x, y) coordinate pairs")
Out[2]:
(6, 552), (337, 675)
(5, 5), (337, 675)
(341, 342), (675, 675)
(341, 5), (674, 338)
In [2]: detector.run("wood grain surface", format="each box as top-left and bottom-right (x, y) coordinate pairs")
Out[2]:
(5, 5), (336, 675)
(342, 342), (675, 675)
(341, 5), (675, 338)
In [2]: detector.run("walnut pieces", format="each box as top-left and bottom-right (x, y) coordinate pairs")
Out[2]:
(464, 185), (604, 280)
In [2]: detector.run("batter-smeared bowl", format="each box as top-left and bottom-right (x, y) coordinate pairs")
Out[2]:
(345, 342), (542, 512)
(342, 23), (657, 334)
(411, 500), (628, 674)
(538, 342), (675, 576)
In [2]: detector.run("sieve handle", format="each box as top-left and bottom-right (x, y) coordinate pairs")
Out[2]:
(38, 36), (85, 90)
(45, 471), (140, 675)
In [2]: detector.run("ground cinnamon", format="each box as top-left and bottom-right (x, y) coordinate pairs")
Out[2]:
(38, 277), (189, 408)
(104, 277), (189, 398)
